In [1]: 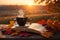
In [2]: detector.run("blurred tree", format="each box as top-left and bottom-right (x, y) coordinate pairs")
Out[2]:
(34, 0), (60, 21)
(34, 0), (60, 13)
(45, 0), (60, 13)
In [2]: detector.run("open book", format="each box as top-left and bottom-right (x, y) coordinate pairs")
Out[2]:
(28, 23), (53, 38)
(28, 23), (48, 33)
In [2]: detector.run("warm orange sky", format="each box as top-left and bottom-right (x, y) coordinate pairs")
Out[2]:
(0, 0), (57, 6)
(0, 0), (48, 6)
(0, 0), (34, 5)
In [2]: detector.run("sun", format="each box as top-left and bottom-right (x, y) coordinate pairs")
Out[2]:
(27, 2), (34, 6)
(25, 0), (34, 6)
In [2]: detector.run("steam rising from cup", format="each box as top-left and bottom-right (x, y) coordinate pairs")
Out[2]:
(17, 9), (25, 18)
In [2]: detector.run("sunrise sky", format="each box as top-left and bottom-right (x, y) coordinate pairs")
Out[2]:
(0, 0), (34, 5)
(0, 0), (57, 6)
(0, 0), (48, 6)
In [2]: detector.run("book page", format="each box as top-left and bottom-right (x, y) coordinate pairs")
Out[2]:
(28, 23), (48, 33)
